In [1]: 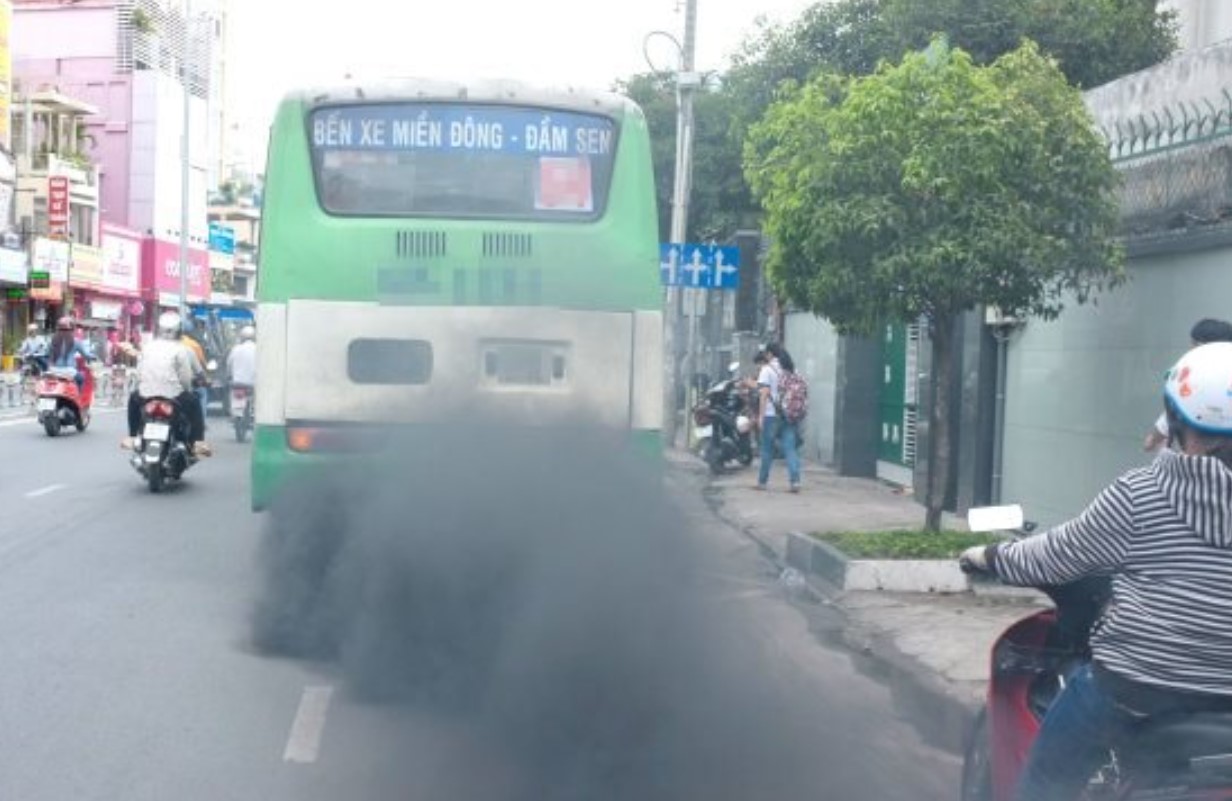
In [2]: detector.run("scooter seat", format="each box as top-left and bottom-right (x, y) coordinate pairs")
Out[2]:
(46, 367), (77, 380)
(1127, 712), (1232, 769)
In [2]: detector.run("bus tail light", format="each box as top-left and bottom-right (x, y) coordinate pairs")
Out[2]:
(287, 426), (319, 452)
(286, 425), (372, 453)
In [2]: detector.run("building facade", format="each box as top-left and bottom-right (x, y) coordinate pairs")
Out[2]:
(8, 0), (225, 342)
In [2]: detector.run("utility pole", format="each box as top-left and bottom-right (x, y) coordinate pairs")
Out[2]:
(179, 0), (193, 320)
(662, 0), (699, 447)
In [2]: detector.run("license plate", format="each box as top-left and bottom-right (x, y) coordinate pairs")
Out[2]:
(694, 425), (712, 440)
(143, 423), (171, 440)
(37, 398), (56, 412)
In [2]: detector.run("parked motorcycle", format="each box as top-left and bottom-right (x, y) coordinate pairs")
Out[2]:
(961, 505), (1232, 801)
(129, 396), (196, 493)
(692, 362), (754, 475)
(35, 356), (94, 437)
(229, 384), (253, 443)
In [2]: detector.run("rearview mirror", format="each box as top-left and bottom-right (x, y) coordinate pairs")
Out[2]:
(967, 504), (1024, 533)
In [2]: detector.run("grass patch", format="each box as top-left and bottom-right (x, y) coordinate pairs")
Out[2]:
(812, 529), (1002, 560)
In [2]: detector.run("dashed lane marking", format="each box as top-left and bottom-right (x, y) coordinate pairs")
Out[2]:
(24, 484), (67, 498)
(282, 685), (334, 764)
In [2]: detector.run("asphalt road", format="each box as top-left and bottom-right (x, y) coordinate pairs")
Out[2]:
(0, 409), (960, 801)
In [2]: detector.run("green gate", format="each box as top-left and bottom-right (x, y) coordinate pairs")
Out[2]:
(878, 322), (919, 470)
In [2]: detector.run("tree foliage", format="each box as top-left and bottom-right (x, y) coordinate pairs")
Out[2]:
(615, 73), (757, 242)
(617, 1), (1174, 245)
(744, 41), (1125, 527)
(882, 0), (1177, 89)
(745, 41), (1124, 331)
(726, 0), (1175, 141)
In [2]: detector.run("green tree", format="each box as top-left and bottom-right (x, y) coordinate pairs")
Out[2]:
(883, 0), (1177, 88)
(726, 0), (1175, 142)
(745, 41), (1124, 530)
(616, 73), (756, 242)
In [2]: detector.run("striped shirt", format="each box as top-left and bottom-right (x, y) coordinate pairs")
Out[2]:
(991, 449), (1232, 697)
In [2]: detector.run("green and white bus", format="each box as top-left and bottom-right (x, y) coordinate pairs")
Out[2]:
(251, 79), (663, 510)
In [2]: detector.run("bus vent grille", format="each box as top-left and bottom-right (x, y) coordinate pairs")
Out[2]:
(482, 232), (533, 259)
(396, 230), (448, 259)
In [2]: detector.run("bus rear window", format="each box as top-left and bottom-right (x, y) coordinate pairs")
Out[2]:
(308, 103), (617, 220)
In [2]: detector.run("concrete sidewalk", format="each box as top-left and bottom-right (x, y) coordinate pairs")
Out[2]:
(677, 450), (1044, 754)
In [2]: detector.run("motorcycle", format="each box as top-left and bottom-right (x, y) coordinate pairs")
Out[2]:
(692, 362), (754, 475)
(961, 505), (1232, 801)
(16, 352), (47, 379)
(129, 396), (197, 493)
(229, 383), (253, 443)
(34, 355), (94, 437)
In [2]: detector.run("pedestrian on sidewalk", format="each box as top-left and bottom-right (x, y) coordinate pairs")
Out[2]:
(1144, 317), (1232, 451)
(755, 342), (801, 492)
(740, 350), (768, 440)
(963, 341), (1232, 801)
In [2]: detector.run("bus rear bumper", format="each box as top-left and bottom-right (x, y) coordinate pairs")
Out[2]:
(249, 423), (662, 513)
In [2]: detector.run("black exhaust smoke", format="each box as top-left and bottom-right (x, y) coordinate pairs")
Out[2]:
(252, 421), (946, 800)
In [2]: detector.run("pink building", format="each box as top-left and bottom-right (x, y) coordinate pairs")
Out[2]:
(13, 0), (217, 311)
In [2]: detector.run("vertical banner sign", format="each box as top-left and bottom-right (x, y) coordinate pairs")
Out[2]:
(48, 175), (69, 239)
(0, 1), (11, 150)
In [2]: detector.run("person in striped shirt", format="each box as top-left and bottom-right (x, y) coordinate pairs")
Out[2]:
(962, 341), (1232, 801)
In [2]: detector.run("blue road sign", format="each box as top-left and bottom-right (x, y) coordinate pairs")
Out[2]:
(659, 243), (740, 289)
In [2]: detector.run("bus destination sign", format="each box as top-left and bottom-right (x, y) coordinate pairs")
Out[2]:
(311, 105), (615, 158)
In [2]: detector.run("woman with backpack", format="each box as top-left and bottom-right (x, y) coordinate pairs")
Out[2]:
(755, 342), (804, 493)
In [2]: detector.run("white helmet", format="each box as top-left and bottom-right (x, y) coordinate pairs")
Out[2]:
(239, 325), (255, 342)
(1164, 342), (1232, 436)
(157, 311), (183, 340)
(26, 323), (38, 334)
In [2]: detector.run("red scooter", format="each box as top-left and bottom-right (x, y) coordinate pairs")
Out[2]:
(35, 354), (94, 437)
(962, 508), (1232, 800)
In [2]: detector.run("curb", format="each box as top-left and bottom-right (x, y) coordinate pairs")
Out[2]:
(786, 530), (1034, 599)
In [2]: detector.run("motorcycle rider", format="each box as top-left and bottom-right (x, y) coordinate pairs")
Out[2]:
(962, 341), (1232, 801)
(47, 316), (92, 389)
(16, 323), (48, 373)
(122, 311), (211, 457)
(226, 324), (256, 390)
(180, 319), (209, 422)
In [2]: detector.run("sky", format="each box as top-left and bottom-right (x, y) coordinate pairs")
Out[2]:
(224, 0), (817, 168)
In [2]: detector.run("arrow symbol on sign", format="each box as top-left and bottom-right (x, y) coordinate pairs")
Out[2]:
(684, 248), (706, 287)
(714, 248), (738, 287)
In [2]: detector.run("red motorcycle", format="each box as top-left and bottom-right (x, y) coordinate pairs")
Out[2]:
(962, 510), (1232, 801)
(35, 355), (94, 437)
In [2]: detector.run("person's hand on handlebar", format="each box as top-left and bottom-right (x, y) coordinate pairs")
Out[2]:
(959, 545), (993, 574)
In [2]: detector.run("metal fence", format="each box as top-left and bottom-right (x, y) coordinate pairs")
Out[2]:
(1103, 93), (1232, 240)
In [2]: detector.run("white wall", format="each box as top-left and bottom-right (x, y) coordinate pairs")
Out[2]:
(784, 312), (840, 465)
(129, 70), (208, 246)
(1084, 37), (1232, 134)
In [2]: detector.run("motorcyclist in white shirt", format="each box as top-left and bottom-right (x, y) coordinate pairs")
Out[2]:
(122, 311), (211, 457)
(17, 323), (48, 373)
(227, 325), (256, 389)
